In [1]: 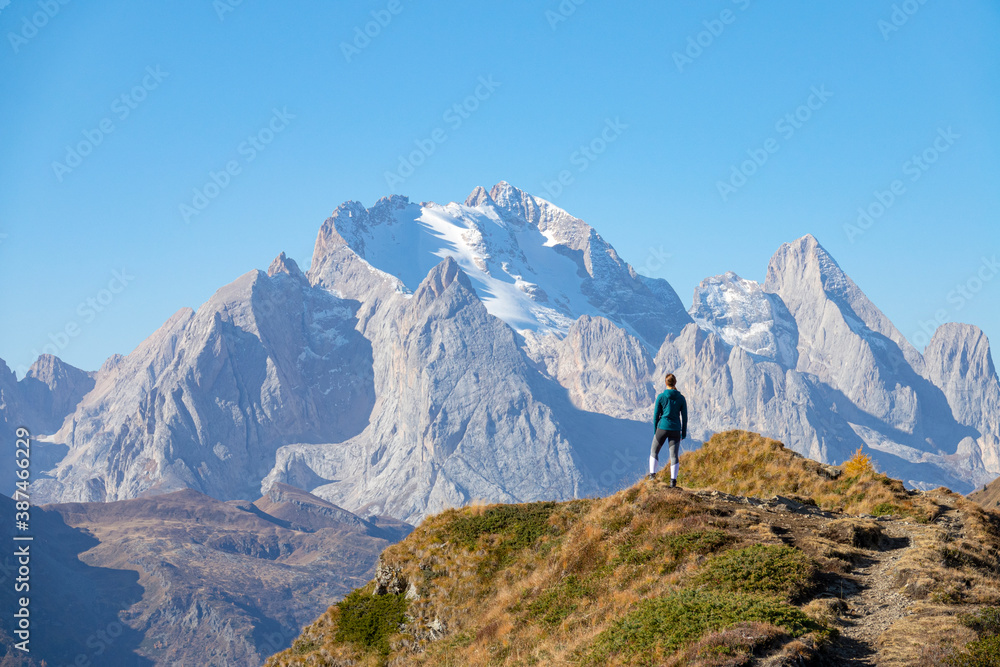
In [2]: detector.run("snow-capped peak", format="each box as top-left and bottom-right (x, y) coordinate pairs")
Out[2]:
(314, 182), (691, 347)
(689, 271), (799, 367)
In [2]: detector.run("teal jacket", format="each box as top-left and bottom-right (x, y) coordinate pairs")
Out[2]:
(653, 389), (688, 438)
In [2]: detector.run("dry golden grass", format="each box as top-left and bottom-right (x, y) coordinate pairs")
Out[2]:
(679, 430), (939, 521)
(266, 475), (824, 666)
(876, 603), (978, 667)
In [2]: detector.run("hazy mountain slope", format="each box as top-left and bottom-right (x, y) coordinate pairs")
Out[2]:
(924, 322), (1000, 472)
(0, 355), (93, 494)
(0, 487), (410, 666)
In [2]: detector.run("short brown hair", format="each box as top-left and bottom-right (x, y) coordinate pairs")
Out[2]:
(665, 373), (677, 388)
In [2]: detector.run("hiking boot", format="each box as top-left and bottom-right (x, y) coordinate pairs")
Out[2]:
(669, 479), (677, 488)
(646, 473), (656, 480)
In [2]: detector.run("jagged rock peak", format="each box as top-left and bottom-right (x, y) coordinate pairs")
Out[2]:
(26, 353), (91, 383)
(926, 323), (997, 381)
(267, 252), (304, 279)
(98, 353), (126, 374)
(764, 234), (851, 295)
(416, 256), (474, 299)
(327, 195), (411, 230)
(464, 185), (496, 208)
(487, 180), (545, 226)
(372, 193), (410, 211)
(689, 271), (798, 367)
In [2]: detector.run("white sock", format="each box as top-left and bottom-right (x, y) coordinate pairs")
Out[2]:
(649, 456), (657, 474)
(671, 463), (679, 480)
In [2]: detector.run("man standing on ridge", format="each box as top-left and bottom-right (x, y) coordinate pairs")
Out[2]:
(649, 373), (688, 488)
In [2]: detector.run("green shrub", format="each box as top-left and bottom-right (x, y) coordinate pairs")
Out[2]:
(695, 544), (816, 600)
(946, 634), (1000, 667)
(661, 530), (733, 558)
(871, 502), (901, 516)
(291, 639), (316, 655)
(444, 502), (559, 578)
(334, 590), (408, 656)
(586, 588), (824, 665)
(612, 529), (734, 572)
(959, 607), (1000, 636)
(944, 607), (1000, 666)
(525, 575), (593, 627)
(446, 502), (557, 550)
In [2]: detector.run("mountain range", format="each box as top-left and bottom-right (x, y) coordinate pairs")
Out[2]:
(1, 180), (997, 664)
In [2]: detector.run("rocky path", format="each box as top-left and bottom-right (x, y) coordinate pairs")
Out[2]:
(826, 522), (916, 666)
(824, 502), (968, 666)
(693, 489), (972, 666)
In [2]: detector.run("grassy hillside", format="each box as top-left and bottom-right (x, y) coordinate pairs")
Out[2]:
(968, 475), (1000, 510)
(266, 431), (1000, 666)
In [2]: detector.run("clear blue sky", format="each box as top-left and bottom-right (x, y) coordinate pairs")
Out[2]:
(1, 0), (997, 376)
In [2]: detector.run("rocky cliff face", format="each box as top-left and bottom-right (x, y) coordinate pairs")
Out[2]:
(265, 256), (647, 524)
(690, 270), (799, 368)
(924, 323), (1000, 473)
(32, 255), (376, 504)
(0, 355), (94, 494)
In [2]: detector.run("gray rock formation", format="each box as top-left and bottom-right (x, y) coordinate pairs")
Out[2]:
(265, 256), (646, 524)
(924, 323), (1000, 472)
(0, 356), (93, 494)
(33, 258), (376, 504)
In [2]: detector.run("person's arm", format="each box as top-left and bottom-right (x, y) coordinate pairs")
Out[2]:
(653, 395), (663, 432)
(680, 396), (688, 440)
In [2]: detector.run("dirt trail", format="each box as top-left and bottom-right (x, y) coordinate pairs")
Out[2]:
(825, 504), (963, 666)
(692, 490), (969, 666)
(824, 522), (917, 666)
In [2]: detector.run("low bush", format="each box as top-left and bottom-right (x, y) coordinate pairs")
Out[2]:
(586, 588), (824, 665)
(334, 590), (408, 656)
(946, 634), (1000, 667)
(695, 544), (816, 600)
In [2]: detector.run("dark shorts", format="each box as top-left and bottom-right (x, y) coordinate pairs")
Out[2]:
(651, 429), (682, 465)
